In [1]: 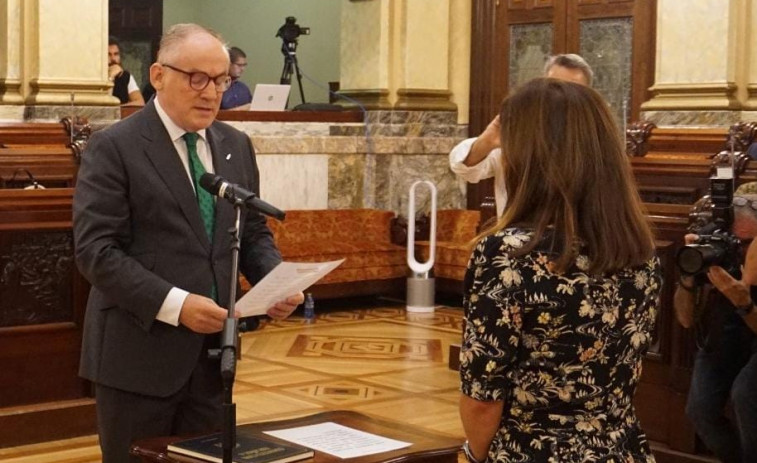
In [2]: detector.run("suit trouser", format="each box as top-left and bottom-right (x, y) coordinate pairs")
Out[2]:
(95, 352), (223, 463)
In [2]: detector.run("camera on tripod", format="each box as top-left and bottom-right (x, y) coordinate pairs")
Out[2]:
(675, 175), (742, 283)
(276, 16), (309, 44)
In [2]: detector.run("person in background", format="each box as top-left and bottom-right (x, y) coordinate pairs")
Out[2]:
(75, 24), (303, 463)
(108, 36), (145, 106)
(459, 78), (660, 463)
(673, 193), (757, 463)
(220, 46), (252, 110)
(449, 54), (593, 217)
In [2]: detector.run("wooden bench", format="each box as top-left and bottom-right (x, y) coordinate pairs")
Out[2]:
(0, 118), (90, 189)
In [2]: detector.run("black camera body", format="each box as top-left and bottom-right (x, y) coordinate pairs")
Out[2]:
(676, 230), (742, 281)
(675, 176), (741, 282)
(276, 16), (310, 43)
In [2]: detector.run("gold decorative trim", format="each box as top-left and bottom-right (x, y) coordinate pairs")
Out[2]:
(334, 89), (392, 110)
(641, 82), (741, 111)
(0, 79), (25, 104)
(26, 78), (119, 106)
(394, 88), (456, 111)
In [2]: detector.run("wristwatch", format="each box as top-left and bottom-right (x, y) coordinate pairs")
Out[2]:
(735, 300), (755, 317)
(462, 441), (484, 463)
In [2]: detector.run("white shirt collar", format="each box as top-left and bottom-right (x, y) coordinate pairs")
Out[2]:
(154, 96), (207, 143)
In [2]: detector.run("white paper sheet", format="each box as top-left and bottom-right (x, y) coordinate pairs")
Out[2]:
(263, 422), (411, 459)
(235, 260), (344, 316)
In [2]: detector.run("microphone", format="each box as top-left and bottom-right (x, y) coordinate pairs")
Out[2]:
(199, 173), (285, 220)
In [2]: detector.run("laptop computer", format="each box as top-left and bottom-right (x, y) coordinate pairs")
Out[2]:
(250, 84), (291, 111)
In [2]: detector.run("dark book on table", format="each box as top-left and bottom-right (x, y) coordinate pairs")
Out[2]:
(167, 431), (313, 463)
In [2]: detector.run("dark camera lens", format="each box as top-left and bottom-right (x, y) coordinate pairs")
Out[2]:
(676, 244), (724, 275)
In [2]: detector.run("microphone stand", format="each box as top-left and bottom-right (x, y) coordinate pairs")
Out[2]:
(200, 175), (286, 463)
(216, 196), (244, 463)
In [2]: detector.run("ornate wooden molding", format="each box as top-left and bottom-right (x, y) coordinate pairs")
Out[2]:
(641, 82), (740, 111)
(726, 121), (757, 152)
(61, 116), (91, 161)
(710, 121), (757, 176)
(626, 121), (656, 157)
(394, 89), (457, 111)
(334, 89), (392, 110)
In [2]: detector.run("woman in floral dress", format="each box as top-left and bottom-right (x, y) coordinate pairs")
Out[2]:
(459, 78), (661, 463)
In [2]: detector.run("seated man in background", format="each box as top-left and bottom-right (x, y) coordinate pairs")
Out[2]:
(673, 194), (757, 463)
(449, 54), (593, 217)
(108, 36), (145, 106)
(220, 46), (252, 110)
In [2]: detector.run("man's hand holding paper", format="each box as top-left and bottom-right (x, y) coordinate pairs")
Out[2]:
(236, 260), (345, 317)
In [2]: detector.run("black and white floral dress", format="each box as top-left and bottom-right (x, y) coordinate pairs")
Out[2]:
(460, 228), (661, 463)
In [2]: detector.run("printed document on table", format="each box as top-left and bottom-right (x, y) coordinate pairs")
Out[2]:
(235, 260), (344, 317)
(263, 422), (411, 459)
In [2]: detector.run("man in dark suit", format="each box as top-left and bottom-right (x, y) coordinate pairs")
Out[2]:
(73, 24), (303, 463)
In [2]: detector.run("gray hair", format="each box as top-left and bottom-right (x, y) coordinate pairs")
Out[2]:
(157, 23), (228, 64)
(734, 194), (757, 222)
(544, 54), (594, 86)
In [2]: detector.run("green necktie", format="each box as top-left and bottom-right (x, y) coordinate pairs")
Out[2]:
(183, 132), (215, 241)
(183, 132), (218, 301)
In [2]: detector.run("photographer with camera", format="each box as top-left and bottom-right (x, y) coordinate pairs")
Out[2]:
(674, 193), (757, 463)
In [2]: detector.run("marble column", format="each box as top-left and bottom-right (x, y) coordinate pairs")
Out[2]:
(339, 0), (392, 109)
(0, 0), (23, 104)
(641, 0), (748, 126)
(0, 0), (118, 122)
(338, 0), (462, 112)
(745, 0), (757, 113)
(393, 0), (455, 111)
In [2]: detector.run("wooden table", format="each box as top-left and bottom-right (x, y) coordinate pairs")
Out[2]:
(130, 410), (463, 463)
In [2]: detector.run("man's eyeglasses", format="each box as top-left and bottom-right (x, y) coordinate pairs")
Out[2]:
(161, 63), (232, 93)
(733, 197), (757, 210)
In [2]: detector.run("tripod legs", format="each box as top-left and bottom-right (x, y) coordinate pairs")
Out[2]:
(279, 46), (306, 105)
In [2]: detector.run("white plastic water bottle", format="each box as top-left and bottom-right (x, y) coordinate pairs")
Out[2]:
(303, 293), (315, 322)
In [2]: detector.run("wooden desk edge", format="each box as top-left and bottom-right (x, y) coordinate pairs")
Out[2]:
(131, 410), (463, 463)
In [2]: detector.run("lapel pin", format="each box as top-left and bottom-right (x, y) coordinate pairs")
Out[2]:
(225, 153), (231, 161)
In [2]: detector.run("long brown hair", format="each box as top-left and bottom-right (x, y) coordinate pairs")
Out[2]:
(486, 78), (655, 274)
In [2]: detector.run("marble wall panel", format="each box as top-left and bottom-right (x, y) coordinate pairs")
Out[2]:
(373, 154), (464, 217)
(640, 110), (742, 128)
(0, 105), (26, 121)
(232, 110), (465, 215)
(328, 154), (366, 209)
(233, 122), (337, 137)
(256, 154), (329, 210)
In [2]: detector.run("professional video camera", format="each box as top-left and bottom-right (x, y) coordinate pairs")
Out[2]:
(276, 16), (310, 44)
(675, 172), (741, 283)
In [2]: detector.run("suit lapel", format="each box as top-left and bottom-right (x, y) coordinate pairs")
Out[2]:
(139, 103), (211, 251)
(206, 124), (234, 255)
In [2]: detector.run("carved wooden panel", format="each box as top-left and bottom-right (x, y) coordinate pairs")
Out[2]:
(577, 0), (635, 4)
(509, 0), (554, 9)
(109, 0), (163, 92)
(0, 230), (74, 327)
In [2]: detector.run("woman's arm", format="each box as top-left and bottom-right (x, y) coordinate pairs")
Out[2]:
(459, 394), (503, 461)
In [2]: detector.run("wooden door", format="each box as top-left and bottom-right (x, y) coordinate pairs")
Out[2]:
(109, 0), (163, 96)
(468, 0), (656, 215)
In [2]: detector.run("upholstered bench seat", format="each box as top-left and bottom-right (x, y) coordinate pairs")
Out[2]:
(415, 209), (480, 291)
(274, 239), (406, 284)
(239, 208), (408, 298)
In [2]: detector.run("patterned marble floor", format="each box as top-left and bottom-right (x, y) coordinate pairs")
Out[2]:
(0, 300), (468, 463)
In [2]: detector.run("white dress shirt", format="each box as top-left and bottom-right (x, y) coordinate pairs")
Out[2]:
(153, 96), (216, 326)
(448, 137), (507, 217)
